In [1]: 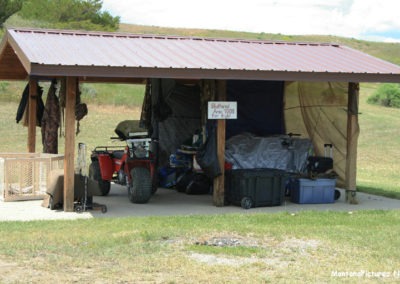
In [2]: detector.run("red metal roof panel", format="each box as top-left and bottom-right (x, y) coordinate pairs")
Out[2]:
(4, 28), (400, 81)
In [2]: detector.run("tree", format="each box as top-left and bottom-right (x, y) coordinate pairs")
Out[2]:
(0, 0), (23, 28)
(19, 0), (120, 31)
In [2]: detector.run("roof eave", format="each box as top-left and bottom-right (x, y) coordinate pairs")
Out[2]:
(29, 64), (400, 83)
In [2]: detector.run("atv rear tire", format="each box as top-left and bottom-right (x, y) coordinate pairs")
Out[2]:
(89, 161), (111, 196)
(128, 167), (152, 204)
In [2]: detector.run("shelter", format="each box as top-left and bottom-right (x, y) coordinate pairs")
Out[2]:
(1, 27), (400, 211)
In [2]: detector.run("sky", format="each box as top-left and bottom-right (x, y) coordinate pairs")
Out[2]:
(102, 0), (400, 42)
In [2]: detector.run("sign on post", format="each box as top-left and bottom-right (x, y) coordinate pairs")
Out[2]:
(208, 101), (237, 119)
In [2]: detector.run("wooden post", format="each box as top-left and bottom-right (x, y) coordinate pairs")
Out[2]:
(27, 78), (38, 153)
(63, 77), (77, 212)
(213, 80), (226, 207)
(345, 82), (360, 204)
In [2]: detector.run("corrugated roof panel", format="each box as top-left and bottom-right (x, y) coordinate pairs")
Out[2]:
(4, 28), (400, 82)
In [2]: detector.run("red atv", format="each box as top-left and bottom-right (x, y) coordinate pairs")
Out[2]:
(89, 121), (158, 204)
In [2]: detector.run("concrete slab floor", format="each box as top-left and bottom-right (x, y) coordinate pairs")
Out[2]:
(1, 184), (399, 221)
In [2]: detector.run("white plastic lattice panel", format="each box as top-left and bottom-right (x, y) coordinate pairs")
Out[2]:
(0, 153), (64, 201)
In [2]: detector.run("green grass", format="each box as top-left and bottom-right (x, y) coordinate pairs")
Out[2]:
(0, 81), (145, 107)
(80, 83), (145, 107)
(0, 211), (399, 283)
(357, 84), (400, 198)
(0, 102), (141, 158)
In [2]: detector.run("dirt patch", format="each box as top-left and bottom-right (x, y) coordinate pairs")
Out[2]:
(0, 259), (26, 283)
(278, 238), (320, 254)
(194, 233), (259, 248)
(189, 252), (259, 267)
(189, 233), (321, 268)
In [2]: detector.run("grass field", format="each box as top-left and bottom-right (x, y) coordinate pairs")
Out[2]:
(356, 84), (400, 198)
(0, 211), (399, 283)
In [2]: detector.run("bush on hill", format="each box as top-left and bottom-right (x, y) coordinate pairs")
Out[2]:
(367, 83), (400, 108)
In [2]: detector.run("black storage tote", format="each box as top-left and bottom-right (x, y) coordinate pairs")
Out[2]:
(225, 168), (287, 209)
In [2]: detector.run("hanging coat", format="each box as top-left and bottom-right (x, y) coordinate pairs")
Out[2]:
(41, 81), (60, 154)
(16, 83), (44, 127)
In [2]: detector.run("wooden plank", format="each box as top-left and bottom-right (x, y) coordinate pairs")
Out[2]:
(345, 82), (360, 204)
(63, 77), (77, 212)
(213, 80), (227, 207)
(27, 78), (37, 153)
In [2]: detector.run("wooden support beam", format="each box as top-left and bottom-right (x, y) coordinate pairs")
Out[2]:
(213, 80), (227, 207)
(345, 82), (360, 204)
(27, 78), (38, 153)
(63, 77), (77, 212)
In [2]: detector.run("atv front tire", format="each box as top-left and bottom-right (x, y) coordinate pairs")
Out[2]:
(128, 167), (152, 204)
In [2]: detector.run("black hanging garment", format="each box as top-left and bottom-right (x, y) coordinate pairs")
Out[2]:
(15, 84), (29, 124)
(16, 83), (44, 127)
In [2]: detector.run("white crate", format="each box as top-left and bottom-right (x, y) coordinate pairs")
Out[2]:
(0, 153), (64, 201)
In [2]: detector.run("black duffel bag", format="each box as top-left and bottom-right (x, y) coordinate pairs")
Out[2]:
(196, 122), (221, 179)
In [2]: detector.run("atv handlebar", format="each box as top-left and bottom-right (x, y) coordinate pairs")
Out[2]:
(93, 145), (125, 153)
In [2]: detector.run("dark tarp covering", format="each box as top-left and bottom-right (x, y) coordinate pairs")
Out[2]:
(150, 79), (285, 168)
(151, 79), (201, 167)
(226, 80), (285, 138)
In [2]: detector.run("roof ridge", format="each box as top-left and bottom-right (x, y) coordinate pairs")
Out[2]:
(7, 27), (341, 47)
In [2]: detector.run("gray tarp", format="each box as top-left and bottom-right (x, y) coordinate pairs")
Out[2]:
(225, 133), (313, 173)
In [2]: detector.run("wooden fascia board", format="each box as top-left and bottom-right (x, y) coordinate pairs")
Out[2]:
(0, 43), (28, 80)
(78, 76), (147, 84)
(29, 64), (400, 83)
(5, 30), (32, 74)
(0, 33), (9, 58)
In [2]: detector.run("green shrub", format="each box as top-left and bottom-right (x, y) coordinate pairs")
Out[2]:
(0, 81), (9, 92)
(367, 83), (400, 108)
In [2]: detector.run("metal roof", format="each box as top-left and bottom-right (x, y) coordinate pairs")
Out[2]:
(1, 27), (400, 82)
